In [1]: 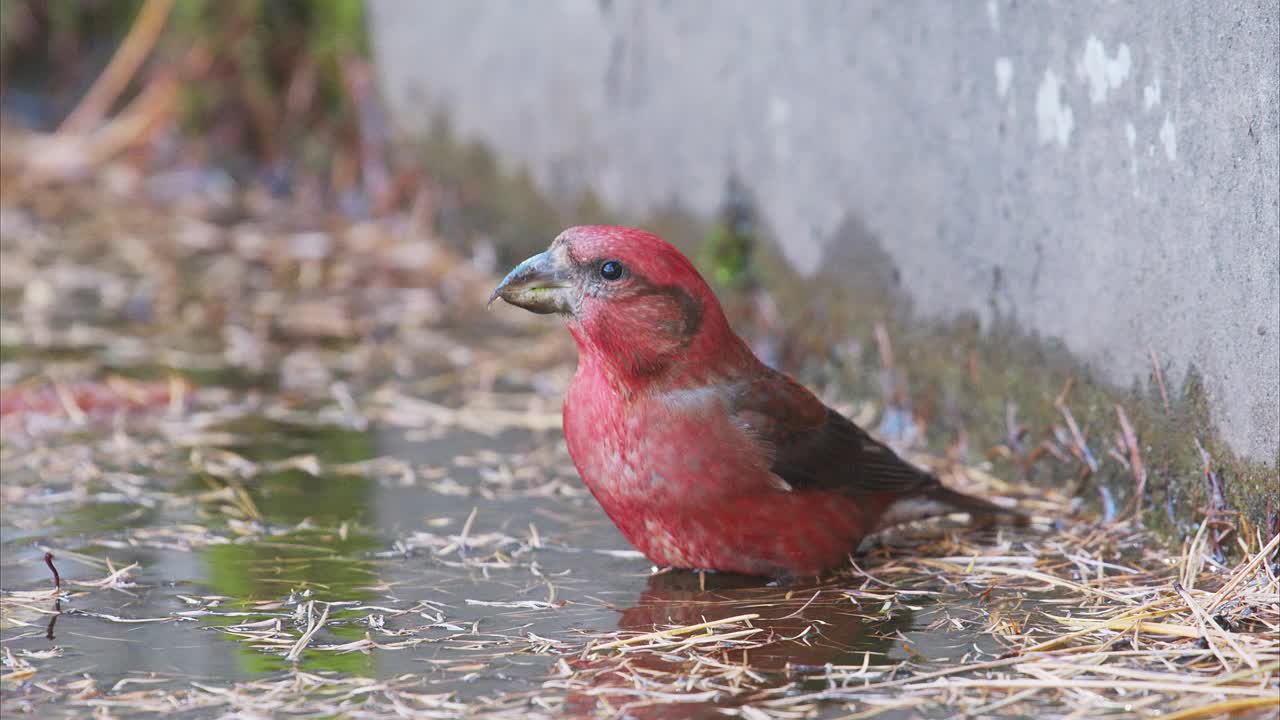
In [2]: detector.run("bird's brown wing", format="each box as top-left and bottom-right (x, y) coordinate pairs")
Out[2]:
(729, 371), (937, 496)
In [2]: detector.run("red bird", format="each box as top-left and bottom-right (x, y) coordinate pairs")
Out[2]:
(492, 226), (1019, 577)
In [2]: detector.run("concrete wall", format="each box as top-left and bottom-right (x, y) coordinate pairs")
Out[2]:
(367, 0), (1279, 463)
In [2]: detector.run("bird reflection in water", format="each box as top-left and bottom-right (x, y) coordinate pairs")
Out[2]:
(563, 571), (913, 718)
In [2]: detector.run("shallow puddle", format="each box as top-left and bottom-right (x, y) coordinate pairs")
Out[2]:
(2, 400), (1030, 719)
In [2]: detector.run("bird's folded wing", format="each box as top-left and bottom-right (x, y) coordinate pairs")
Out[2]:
(729, 372), (937, 495)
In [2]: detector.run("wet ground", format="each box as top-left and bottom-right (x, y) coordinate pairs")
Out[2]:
(0, 338), (1018, 718)
(1, 181), (1276, 719)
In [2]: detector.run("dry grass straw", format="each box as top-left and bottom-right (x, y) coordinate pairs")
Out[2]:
(554, 520), (1279, 718)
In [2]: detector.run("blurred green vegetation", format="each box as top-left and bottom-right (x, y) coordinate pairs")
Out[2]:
(167, 0), (369, 160)
(1, 0), (141, 113)
(701, 176), (760, 292)
(1, 1), (143, 71)
(1, 0), (371, 169)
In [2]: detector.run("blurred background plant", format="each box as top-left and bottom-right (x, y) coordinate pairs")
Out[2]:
(0, 0), (399, 217)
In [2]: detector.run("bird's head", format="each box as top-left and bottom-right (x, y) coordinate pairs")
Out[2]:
(491, 226), (752, 386)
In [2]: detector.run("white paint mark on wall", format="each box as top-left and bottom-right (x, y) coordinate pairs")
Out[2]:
(1160, 114), (1177, 160)
(768, 95), (792, 161)
(1036, 69), (1074, 148)
(986, 0), (1000, 32)
(768, 96), (790, 127)
(1106, 45), (1131, 92)
(995, 57), (1013, 98)
(1125, 120), (1140, 192)
(1078, 35), (1132, 104)
(1144, 79), (1162, 110)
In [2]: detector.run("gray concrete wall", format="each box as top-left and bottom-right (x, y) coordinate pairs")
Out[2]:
(367, 0), (1279, 463)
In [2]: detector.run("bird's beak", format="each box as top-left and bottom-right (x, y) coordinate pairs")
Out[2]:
(488, 249), (574, 315)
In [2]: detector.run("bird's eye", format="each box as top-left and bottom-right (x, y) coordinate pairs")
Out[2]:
(599, 260), (624, 281)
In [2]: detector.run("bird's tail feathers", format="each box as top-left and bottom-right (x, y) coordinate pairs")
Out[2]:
(874, 482), (1027, 533)
(925, 484), (1026, 523)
